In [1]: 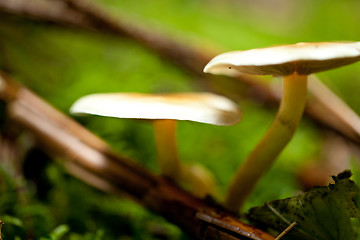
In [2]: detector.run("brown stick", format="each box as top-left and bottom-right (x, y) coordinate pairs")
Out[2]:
(0, 72), (275, 240)
(307, 76), (360, 143)
(0, 0), (359, 146)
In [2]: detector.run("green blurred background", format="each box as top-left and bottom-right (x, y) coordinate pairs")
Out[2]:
(0, 0), (360, 239)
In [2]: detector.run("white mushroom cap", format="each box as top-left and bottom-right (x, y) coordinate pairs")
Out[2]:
(70, 92), (241, 126)
(204, 42), (360, 76)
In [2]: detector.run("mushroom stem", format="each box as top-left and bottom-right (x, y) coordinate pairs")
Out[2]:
(153, 119), (217, 197)
(180, 163), (217, 197)
(225, 73), (308, 211)
(153, 119), (182, 179)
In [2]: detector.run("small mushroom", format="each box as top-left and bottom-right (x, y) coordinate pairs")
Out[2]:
(204, 41), (360, 211)
(70, 92), (241, 197)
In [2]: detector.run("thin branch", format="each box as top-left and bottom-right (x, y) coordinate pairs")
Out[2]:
(307, 76), (360, 143)
(0, 71), (275, 240)
(274, 222), (297, 240)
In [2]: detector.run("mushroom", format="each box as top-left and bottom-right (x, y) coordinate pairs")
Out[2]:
(204, 41), (360, 211)
(70, 92), (241, 197)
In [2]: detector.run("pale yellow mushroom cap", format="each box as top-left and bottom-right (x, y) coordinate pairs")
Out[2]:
(70, 92), (241, 126)
(204, 42), (360, 76)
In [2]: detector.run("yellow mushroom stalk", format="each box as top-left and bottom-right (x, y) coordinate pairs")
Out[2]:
(204, 41), (360, 211)
(153, 119), (181, 179)
(225, 73), (307, 210)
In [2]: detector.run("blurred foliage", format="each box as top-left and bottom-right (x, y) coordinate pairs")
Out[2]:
(247, 171), (360, 239)
(0, 0), (360, 239)
(0, 153), (183, 239)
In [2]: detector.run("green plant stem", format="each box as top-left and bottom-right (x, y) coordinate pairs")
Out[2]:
(153, 119), (182, 179)
(225, 73), (308, 212)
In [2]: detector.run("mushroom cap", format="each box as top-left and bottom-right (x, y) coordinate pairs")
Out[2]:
(70, 92), (241, 126)
(204, 42), (360, 76)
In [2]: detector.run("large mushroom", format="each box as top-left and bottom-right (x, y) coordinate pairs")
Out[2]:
(70, 92), (241, 197)
(204, 41), (360, 211)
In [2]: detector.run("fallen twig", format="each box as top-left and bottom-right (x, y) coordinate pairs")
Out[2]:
(0, 71), (275, 240)
(274, 222), (297, 240)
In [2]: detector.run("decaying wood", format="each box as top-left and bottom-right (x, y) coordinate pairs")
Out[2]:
(1, 0), (360, 146)
(0, 72), (275, 240)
